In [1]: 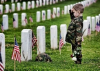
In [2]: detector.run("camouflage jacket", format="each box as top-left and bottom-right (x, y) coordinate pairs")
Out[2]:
(35, 53), (52, 62)
(65, 16), (83, 45)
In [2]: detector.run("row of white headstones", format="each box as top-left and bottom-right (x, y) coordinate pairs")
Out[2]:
(0, 0), (97, 69)
(0, 0), (64, 14)
(0, 14), (100, 68)
(1, 0), (96, 30)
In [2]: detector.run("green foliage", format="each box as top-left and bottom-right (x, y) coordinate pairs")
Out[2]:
(1, 0), (100, 71)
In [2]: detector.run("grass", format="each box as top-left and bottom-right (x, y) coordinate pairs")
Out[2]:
(1, 0), (100, 71)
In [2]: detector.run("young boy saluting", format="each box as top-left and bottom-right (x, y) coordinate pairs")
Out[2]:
(65, 4), (84, 64)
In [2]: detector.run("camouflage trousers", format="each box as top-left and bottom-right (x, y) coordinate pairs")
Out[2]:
(72, 42), (82, 62)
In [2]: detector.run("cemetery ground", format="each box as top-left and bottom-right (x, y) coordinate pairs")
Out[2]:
(0, 0), (100, 71)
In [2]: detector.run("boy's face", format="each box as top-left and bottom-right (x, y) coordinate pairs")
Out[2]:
(72, 8), (80, 17)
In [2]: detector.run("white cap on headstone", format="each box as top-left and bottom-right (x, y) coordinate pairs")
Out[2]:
(3, 15), (8, 30)
(60, 24), (67, 44)
(12, 3), (15, 12)
(0, 33), (5, 68)
(21, 29), (32, 61)
(50, 25), (58, 49)
(91, 17), (96, 31)
(47, 9), (51, 20)
(13, 13), (18, 28)
(36, 11), (41, 22)
(37, 26), (45, 54)
(83, 20), (89, 37)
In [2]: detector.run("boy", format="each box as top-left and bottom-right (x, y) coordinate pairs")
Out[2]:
(65, 4), (84, 64)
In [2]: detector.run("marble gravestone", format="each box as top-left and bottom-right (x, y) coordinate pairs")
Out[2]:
(0, 33), (5, 68)
(91, 17), (96, 31)
(57, 7), (60, 17)
(17, 3), (21, 11)
(50, 25), (58, 49)
(83, 20), (89, 37)
(36, 0), (39, 8)
(42, 10), (46, 21)
(64, 6), (67, 15)
(32, 1), (35, 9)
(37, 26), (45, 54)
(87, 16), (92, 33)
(60, 24), (67, 44)
(3, 15), (8, 30)
(36, 11), (40, 22)
(21, 29), (32, 61)
(23, 2), (26, 10)
(5, 4), (9, 13)
(13, 13), (18, 28)
(53, 7), (56, 18)
(12, 3), (15, 12)
(21, 13), (26, 26)
(27, 1), (31, 9)
(50, 0), (52, 5)
(43, 0), (46, 6)
(47, 9), (51, 20)
(0, 5), (3, 14)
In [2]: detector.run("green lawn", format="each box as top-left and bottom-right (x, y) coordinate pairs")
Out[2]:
(1, 0), (100, 71)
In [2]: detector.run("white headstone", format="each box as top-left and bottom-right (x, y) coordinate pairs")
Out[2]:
(64, 6), (67, 15)
(0, 5), (3, 14)
(37, 26), (45, 54)
(21, 13), (26, 26)
(43, 0), (46, 6)
(99, 14), (100, 22)
(96, 16), (99, 25)
(39, 0), (42, 6)
(50, 25), (57, 49)
(13, 13), (18, 28)
(12, 3), (15, 12)
(36, 11), (40, 22)
(27, 1), (31, 9)
(60, 24), (67, 44)
(1, 0), (4, 3)
(91, 17), (96, 31)
(57, 7), (60, 17)
(32, 1), (35, 9)
(87, 16), (92, 30)
(67, 5), (71, 14)
(36, 0), (39, 8)
(47, 9), (51, 20)
(23, 2), (26, 10)
(5, 4), (9, 13)
(3, 15), (8, 30)
(83, 20), (89, 36)
(21, 29), (32, 61)
(53, 0), (55, 4)
(0, 33), (5, 68)
(70, 4), (73, 9)
(56, 0), (58, 3)
(50, 0), (52, 5)
(46, 0), (49, 5)
(15, 0), (18, 2)
(53, 7), (56, 18)
(17, 3), (21, 11)
(42, 10), (46, 21)
(11, 0), (14, 3)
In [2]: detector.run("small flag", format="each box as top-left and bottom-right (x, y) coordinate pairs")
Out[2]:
(0, 50), (4, 71)
(88, 24), (91, 35)
(1, 23), (4, 32)
(24, 16), (28, 24)
(59, 34), (64, 50)
(32, 32), (37, 48)
(9, 8), (12, 13)
(11, 37), (21, 63)
(51, 13), (53, 19)
(62, 9), (64, 15)
(13, 17), (16, 28)
(29, 16), (33, 23)
(43, 13), (45, 19)
(95, 21), (99, 32)
(21, 5), (23, 10)
(58, 10), (60, 16)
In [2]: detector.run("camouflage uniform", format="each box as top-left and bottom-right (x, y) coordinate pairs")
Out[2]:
(65, 16), (83, 63)
(35, 53), (52, 62)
